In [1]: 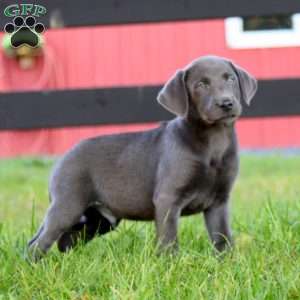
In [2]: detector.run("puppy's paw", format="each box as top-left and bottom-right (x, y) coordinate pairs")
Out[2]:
(156, 241), (179, 256)
(26, 243), (45, 263)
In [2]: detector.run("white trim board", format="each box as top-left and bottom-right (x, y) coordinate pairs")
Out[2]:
(225, 13), (300, 49)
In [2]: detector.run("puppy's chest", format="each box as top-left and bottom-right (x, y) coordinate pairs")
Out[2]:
(180, 156), (226, 213)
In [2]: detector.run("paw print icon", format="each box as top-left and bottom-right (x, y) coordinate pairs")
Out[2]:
(4, 16), (45, 48)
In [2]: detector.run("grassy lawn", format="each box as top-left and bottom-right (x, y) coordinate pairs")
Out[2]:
(0, 155), (300, 300)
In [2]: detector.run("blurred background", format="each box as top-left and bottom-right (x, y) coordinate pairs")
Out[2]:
(0, 0), (299, 158)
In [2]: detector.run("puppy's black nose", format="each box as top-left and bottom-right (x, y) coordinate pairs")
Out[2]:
(218, 98), (233, 112)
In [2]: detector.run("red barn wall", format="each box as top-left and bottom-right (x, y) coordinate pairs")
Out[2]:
(0, 19), (300, 157)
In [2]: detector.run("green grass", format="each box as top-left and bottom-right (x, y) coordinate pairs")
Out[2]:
(0, 155), (300, 300)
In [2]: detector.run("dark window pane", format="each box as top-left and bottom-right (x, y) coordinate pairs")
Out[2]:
(243, 14), (292, 31)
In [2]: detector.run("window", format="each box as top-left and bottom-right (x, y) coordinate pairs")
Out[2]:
(225, 13), (300, 48)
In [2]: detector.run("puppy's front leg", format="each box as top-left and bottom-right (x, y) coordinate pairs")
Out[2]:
(204, 201), (232, 252)
(154, 196), (180, 253)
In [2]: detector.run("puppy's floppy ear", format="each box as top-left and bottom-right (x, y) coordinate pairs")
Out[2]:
(157, 70), (188, 117)
(230, 62), (257, 106)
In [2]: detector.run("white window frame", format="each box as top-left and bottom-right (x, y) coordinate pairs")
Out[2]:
(225, 13), (300, 49)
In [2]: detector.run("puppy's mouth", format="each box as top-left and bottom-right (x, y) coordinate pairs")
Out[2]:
(217, 114), (238, 121)
(205, 114), (238, 124)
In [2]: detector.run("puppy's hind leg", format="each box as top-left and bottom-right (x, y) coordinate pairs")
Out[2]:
(57, 206), (121, 252)
(28, 191), (87, 261)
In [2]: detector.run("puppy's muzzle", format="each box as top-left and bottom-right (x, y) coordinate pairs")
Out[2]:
(217, 98), (234, 112)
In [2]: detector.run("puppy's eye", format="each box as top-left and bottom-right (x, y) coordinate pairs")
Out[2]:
(196, 78), (210, 89)
(224, 73), (235, 83)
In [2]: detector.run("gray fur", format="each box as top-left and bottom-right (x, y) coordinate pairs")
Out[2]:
(28, 55), (257, 259)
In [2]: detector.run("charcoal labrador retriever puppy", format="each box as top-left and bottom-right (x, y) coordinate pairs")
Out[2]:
(28, 55), (257, 259)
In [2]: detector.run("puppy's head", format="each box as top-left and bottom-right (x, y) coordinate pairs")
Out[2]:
(157, 56), (257, 125)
